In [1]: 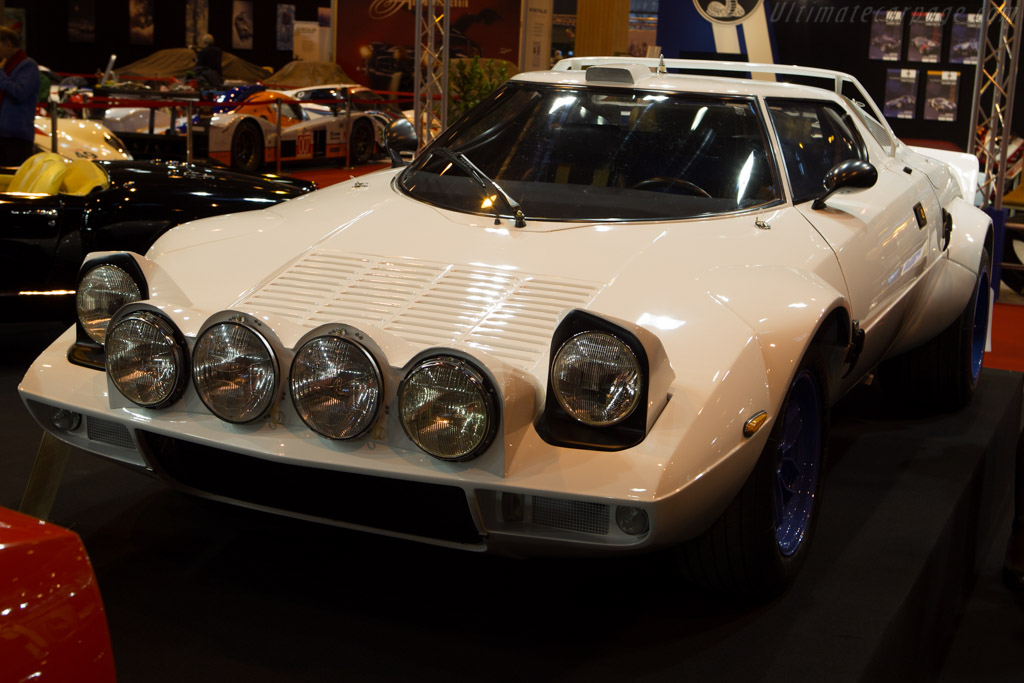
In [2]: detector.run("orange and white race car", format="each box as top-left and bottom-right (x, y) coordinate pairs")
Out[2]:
(205, 90), (378, 171)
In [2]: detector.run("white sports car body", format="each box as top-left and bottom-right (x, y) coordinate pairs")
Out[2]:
(19, 59), (992, 597)
(33, 117), (133, 161)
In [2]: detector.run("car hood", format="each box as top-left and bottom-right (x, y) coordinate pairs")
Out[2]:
(148, 169), (844, 397)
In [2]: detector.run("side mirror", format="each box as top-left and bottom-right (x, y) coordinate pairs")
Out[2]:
(812, 159), (878, 210)
(385, 118), (417, 168)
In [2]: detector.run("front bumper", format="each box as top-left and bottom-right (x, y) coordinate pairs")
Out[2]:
(20, 327), (770, 556)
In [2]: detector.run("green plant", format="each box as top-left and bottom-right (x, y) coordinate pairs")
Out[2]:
(448, 56), (514, 120)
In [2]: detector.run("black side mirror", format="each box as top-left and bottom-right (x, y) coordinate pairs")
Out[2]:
(812, 159), (878, 210)
(385, 118), (417, 168)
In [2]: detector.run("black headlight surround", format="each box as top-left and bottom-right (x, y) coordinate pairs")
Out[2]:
(535, 310), (651, 451)
(69, 253), (149, 371)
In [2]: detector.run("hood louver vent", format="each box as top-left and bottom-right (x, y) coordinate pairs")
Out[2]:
(240, 251), (602, 368)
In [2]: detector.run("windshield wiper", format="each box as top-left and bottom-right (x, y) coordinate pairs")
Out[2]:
(428, 146), (526, 228)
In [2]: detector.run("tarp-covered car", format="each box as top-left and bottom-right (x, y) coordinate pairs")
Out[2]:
(19, 59), (992, 598)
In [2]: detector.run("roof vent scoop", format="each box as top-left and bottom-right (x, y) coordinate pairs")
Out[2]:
(584, 63), (651, 84)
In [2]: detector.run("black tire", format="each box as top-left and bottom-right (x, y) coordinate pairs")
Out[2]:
(230, 120), (264, 173)
(349, 119), (375, 165)
(879, 248), (991, 411)
(1001, 236), (1024, 294)
(677, 349), (828, 600)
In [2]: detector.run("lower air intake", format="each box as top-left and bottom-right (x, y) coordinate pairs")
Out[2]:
(137, 431), (483, 546)
(533, 496), (609, 535)
(86, 417), (136, 450)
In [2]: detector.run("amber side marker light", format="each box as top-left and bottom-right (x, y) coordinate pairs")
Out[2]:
(743, 410), (769, 438)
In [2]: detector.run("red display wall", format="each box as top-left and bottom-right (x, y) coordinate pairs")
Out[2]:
(335, 0), (521, 92)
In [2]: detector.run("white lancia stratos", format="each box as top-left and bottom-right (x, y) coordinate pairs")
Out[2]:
(19, 58), (992, 598)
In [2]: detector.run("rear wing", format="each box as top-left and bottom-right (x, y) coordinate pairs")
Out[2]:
(552, 57), (895, 147)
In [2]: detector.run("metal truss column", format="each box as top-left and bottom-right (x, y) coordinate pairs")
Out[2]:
(413, 0), (450, 151)
(968, 0), (1024, 209)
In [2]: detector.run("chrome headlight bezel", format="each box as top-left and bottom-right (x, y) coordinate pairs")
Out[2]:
(289, 332), (384, 440)
(397, 354), (500, 462)
(192, 315), (280, 424)
(105, 308), (189, 409)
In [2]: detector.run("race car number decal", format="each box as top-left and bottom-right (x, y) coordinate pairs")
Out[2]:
(296, 130), (313, 157)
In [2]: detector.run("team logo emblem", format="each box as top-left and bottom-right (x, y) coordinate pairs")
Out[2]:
(693, 0), (763, 25)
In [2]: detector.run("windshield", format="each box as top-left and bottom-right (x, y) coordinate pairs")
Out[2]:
(398, 83), (781, 221)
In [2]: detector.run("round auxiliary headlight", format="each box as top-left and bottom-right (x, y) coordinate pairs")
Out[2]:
(551, 331), (642, 426)
(290, 335), (382, 440)
(106, 311), (187, 408)
(398, 356), (498, 461)
(192, 321), (277, 423)
(76, 264), (143, 344)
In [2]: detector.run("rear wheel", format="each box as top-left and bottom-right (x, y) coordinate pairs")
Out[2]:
(880, 248), (990, 411)
(230, 120), (264, 173)
(677, 350), (827, 600)
(349, 119), (375, 165)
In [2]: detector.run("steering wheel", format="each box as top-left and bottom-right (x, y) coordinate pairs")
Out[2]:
(632, 177), (712, 198)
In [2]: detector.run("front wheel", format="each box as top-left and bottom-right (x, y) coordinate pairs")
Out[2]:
(677, 350), (828, 600)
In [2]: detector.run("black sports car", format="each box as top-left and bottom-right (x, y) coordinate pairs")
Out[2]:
(0, 154), (315, 319)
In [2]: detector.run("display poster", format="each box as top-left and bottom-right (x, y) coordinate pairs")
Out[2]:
(185, 0), (209, 47)
(232, 0), (254, 50)
(277, 4), (295, 51)
(908, 11), (943, 63)
(317, 6), (333, 61)
(337, 1), (522, 91)
(949, 12), (981, 64)
(129, 0), (154, 46)
(883, 69), (918, 120)
(924, 70), (960, 121)
(293, 20), (320, 62)
(69, 0), (95, 43)
(869, 10), (903, 61)
(520, 0), (553, 71)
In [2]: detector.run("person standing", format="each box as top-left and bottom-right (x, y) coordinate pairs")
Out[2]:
(0, 26), (39, 166)
(194, 33), (223, 89)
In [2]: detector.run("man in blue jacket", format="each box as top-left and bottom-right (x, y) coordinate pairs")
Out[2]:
(0, 27), (40, 166)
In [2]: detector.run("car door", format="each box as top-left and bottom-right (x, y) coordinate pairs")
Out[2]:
(766, 98), (934, 368)
(0, 193), (68, 295)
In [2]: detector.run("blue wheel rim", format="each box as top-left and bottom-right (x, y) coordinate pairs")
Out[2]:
(774, 370), (822, 557)
(969, 271), (990, 385)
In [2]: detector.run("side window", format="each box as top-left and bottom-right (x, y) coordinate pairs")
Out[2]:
(767, 100), (867, 204)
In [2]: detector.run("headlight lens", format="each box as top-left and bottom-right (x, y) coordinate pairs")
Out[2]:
(290, 335), (382, 440)
(106, 311), (187, 408)
(76, 265), (143, 344)
(398, 356), (497, 461)
(551, 331), (642, 426)
(192, 321), (277, 423)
